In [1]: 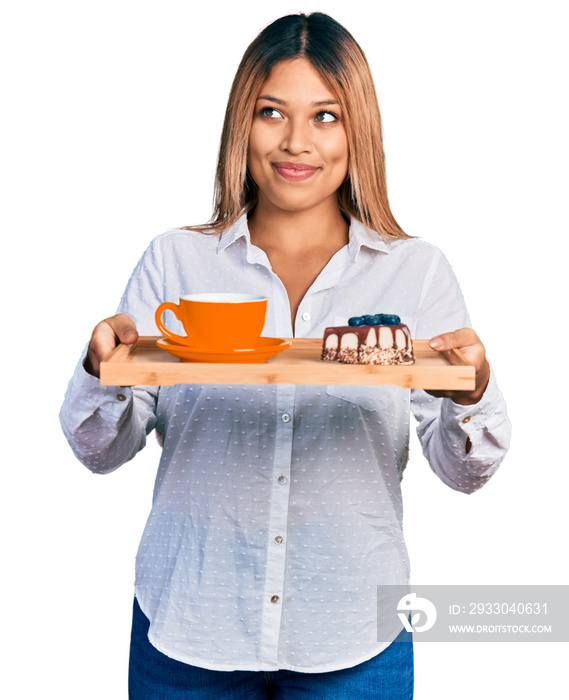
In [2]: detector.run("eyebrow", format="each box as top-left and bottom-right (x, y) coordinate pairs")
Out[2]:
(256, 95), (339, 107)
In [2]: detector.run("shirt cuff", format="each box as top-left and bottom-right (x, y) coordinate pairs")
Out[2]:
(440, 369), (502, 439)
(67, 352), (134, 414)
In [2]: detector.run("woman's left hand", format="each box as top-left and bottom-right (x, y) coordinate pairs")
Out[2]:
(427, 328), (490, 405)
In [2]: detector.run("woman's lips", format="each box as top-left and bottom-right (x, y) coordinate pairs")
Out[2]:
(272, 162), (319, 181)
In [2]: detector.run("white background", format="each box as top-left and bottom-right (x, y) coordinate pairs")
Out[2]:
(2, 0), (567, 697)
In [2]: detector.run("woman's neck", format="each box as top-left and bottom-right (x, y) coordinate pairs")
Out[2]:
(247, 199), (349, 256)
(247, 198), (350, 329)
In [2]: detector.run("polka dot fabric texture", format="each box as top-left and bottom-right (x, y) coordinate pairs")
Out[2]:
(60, 215), (510, 672)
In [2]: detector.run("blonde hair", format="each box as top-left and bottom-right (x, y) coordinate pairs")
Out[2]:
(185, 13), (410, 240)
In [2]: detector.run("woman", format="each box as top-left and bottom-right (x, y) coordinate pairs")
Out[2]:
(61, 13), (510, 699)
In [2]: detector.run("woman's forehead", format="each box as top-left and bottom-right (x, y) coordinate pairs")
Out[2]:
(257, 58), (338, 104)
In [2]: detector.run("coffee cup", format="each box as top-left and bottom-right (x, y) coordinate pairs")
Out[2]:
(155, 293), (268, 349)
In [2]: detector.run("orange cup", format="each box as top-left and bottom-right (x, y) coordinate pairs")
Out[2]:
(155, 293), (268, 349)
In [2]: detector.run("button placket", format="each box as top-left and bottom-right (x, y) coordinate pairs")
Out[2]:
(294, 303), (313, 337)
(259, 384), (295, 666)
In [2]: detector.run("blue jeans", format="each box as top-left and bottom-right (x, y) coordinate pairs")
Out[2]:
(129, 598), (413, 699)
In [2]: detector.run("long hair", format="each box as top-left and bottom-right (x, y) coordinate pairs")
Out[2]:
(185, 13), (409, 239)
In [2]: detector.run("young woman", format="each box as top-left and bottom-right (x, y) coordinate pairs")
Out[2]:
(61, 13), (510, 700)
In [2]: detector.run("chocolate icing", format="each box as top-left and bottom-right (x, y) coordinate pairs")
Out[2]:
(322, 324), (415, 365)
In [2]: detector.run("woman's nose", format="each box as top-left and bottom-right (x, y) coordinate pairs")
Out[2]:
(280, 118), (312, 155)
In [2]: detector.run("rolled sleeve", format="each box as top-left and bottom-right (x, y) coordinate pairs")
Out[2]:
(412, 370), (511, 494)
(60, 353), (157, 475)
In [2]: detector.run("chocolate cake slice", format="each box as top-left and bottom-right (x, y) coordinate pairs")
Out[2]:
(322, 315), (414, 365)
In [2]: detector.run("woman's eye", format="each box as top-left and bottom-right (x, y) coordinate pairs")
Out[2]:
(260, 107), (281, 119)
(315, 111), (338, 123)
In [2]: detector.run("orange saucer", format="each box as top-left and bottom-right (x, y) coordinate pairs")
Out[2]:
(156, 337), (292, 363)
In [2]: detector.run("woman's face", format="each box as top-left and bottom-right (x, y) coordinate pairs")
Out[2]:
(247, 59), (349, 217)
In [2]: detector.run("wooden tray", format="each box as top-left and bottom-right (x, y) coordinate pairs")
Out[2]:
(100, 337), (475, 389)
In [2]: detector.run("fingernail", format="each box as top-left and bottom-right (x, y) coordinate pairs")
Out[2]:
(430, 338), (443, 350)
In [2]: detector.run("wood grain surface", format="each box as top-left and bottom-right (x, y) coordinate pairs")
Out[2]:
(100, 337), (476, 389)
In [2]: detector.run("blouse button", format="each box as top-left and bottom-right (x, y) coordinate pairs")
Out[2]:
(116, 394), (127, 402)
(278, 475), (288, 485)
(274, 535), (284, 545)
(271, 595), (280, 604)
(281, 413), (291, 423)
(462, 416), (471, 424)
(301, 312), (311, 321)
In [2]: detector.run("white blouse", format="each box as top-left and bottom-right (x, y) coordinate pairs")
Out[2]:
(60, 215), (510, 672)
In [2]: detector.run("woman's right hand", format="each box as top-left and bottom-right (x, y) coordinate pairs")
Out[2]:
(84, 313), (139, 378)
